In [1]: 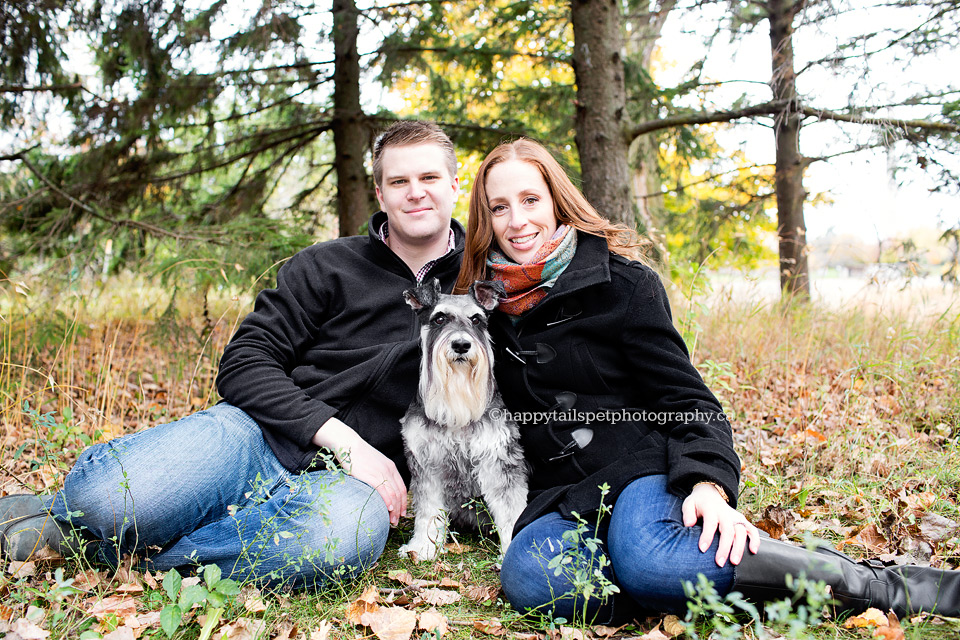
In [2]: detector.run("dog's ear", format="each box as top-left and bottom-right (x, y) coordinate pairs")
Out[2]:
(403, 277), (441, 311)
(470, 280), (504, 312)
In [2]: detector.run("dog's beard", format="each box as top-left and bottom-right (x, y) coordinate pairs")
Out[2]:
(421, 340), (493, 429)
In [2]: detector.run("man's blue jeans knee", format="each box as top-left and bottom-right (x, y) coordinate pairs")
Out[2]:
(48, 403), (390, 588)
(501, 475), (735, 620)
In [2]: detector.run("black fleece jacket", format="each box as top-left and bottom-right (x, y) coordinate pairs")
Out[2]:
(216, 212), (465, 478)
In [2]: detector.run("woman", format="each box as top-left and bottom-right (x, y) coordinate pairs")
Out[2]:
(456, 138), (960, 622)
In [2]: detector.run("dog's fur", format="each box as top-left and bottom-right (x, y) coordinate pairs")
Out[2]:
(399, 278), (528, 562)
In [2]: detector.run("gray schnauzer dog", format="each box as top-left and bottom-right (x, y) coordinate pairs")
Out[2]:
(398, 278), (528, 562)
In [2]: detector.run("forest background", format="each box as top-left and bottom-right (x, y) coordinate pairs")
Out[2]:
(2, 1), (960, 639)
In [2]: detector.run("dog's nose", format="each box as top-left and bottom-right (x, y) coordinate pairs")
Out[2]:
(451, 339), (472, 354)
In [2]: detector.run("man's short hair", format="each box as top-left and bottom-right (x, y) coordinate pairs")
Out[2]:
(372, 121), (457, 188)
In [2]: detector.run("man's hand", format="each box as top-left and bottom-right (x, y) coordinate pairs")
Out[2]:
(312, 417), (408, 526)
(681, 482), (760, 567)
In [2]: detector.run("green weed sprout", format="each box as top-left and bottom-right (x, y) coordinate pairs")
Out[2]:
(160, 564), (241, 639)
(544, 483), (620, 625)
(682, 570), (830, 639)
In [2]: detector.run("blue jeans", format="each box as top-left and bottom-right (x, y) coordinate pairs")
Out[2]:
(500, 475), (735, 621)
(47, 403), (389, 589)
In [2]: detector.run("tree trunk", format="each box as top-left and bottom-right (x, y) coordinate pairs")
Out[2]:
(332, 0), (371, 237)
(624, 0), (677, 250)
(570, 0), (634, 226)
(767, 0), (810, 298)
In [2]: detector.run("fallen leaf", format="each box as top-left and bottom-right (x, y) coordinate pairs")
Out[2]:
(919, 512), (958, 543)
(439, 577), (460, 588)
(873, 626), (906, 640)
(102, 626), (136, 640)
(842, 525), (889, 555)
(309, 620), (333, 640)
(7, 561), (36, 578)
(443, 541), (472, 554)
(88, 595), (138, 620)
(462, 584), (499, 603)
(844, 607), (888, 628)
(345, 585), (381, 626)
(900, 491), (937, 511)
(591, 624), (622, 637)
(557, 626), (586, 640)
(113, 564), (140, 585)
(755, 505), (794, 539)
(386, 569), (436, 589)
(361, 606), (418, 640)
(416, 588), (461, 606)
(131, 612), (161, 629)
(218, 617), (268, 640)
(663, 614), (685, 637)
(417, 608), (448, 636)
(871, 611), (905, 640)
(271, 619), (298, 639)
(390, 593), (413, 606)
(388, 570), (416, 585)
(240, 586), (268, 614)
(5, 618), (50, 640)
(636, 629), (670, 640)
(122, 614), (141, 630)
(73, 569), (104, 591)
(474, 619), (507, 636)
(142, 571), (159, 589)
(115, 582), (144, 595)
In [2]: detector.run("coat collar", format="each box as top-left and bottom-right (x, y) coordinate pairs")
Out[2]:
(366, 211), (465, 278)
(545, 231), (611, 298)
(495, 231), (611, 327)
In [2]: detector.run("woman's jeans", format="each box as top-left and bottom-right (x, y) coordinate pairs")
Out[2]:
(46, 403), (389, 589)
(500, 475), (735, 621)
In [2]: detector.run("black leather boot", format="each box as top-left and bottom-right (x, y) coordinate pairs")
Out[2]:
(734, 537), (960, 618)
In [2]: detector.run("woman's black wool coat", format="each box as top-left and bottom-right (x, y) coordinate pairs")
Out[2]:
(490, 232), (741, 534)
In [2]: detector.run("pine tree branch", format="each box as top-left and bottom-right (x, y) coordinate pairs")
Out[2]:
(364, 0), (438, 10)
(368, 116), (530, 140)
(626, 100), (793, 139)
(627, 99), (960, 140)
(800, 106), (960, 134)
(8, 151), (223, 243)
(0, 83), (82, 94)
(150, 122), (331, 183)
(377, 44), (568, 63)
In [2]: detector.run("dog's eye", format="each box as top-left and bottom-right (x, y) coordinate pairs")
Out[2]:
(432, 313), (446, 326)
(470, 315), (483, 326)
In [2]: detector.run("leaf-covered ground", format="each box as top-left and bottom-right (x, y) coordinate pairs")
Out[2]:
(1, 281), (960, 639)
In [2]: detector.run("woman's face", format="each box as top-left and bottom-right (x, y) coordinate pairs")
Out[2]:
(484, 159), (559, 264)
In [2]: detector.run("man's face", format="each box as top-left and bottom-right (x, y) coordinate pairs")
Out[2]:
(375, 143), (459, 250)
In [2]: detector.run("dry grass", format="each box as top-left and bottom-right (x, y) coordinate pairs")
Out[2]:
(2, 274), (960, 639)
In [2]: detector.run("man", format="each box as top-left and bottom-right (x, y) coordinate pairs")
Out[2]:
(0, 121), (464, 588)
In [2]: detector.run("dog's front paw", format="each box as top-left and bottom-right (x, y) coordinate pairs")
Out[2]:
(399, 540), (439, 563)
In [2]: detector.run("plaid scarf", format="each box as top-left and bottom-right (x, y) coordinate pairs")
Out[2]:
(486, 225), (577, 316)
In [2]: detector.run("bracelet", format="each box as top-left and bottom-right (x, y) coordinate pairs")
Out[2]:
(693, 481), (729, 504)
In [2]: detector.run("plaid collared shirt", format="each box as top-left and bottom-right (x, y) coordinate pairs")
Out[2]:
(378, 220), (457, 283)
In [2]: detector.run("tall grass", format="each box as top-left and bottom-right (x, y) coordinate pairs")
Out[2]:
(0, 275), (248, 494)
(2, 272), (959, 639)
(689, 295), (960, 561)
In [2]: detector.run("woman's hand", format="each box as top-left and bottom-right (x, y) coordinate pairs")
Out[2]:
(312, 417), (408, 526)
(681, 483), (760, 567)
